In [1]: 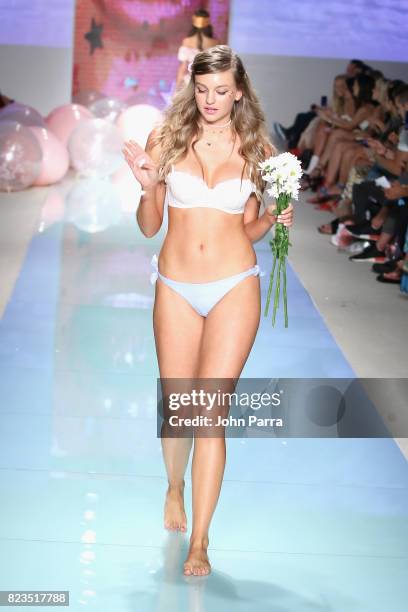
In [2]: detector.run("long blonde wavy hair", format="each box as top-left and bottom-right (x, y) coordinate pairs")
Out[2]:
(331, 74), (351, 116)
(150, 45), (276, 202)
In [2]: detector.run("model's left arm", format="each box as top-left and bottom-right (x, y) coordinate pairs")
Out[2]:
(243, 194), (294, 243)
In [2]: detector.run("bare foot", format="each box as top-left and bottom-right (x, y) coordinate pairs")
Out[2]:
(183, 538), (211, 576)
(164, 482), (187, 532)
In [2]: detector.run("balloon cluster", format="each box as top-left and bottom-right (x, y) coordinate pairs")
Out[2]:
(0, 89), (168, 232)
(0, 90), (166, 192)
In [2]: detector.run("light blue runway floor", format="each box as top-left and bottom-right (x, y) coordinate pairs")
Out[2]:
(0, 184), (407, 611)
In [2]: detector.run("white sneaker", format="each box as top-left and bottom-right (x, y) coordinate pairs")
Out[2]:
(304, 154), (320, 175)
(330, 224), (356, 249)
(345, 240), (371, 255)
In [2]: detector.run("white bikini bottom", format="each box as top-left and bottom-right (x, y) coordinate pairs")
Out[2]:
(150, 254), (265, 317)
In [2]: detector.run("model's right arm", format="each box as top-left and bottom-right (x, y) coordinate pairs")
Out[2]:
(135, 129), (167, 238)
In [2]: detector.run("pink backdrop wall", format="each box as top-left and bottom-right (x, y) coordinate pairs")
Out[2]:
(73, 0), (230, 102)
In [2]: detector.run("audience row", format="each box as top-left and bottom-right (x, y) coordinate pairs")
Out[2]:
(273, 59), (408, 289)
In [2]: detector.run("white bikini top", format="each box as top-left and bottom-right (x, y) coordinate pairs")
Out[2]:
(165, 165), (257, 214)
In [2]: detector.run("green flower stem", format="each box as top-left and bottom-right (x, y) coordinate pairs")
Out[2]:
(263, 192), (291, 327)
(264, 250), (277, 316)
(272, 255), (282, 326)
(283, 260), (288, 327)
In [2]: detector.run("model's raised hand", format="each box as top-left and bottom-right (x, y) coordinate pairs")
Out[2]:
(122, 140), (160, 189)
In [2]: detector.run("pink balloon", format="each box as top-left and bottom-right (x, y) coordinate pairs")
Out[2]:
(29, 126), (69, 185)
(45, 104), (93, 146)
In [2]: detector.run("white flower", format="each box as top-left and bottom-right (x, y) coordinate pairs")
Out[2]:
(259, 152), (302, 198)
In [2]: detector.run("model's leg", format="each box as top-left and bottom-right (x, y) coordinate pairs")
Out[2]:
(183, 274), (261, 576)
(153, 278), (205, 532)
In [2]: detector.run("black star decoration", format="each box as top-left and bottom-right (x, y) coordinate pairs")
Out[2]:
(85, 18), (104, 55)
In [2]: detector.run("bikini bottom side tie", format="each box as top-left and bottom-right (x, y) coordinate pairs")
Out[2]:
(150, 254), (265, 318)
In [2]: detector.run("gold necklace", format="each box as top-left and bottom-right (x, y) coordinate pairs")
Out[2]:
(199, 118), (232, 146)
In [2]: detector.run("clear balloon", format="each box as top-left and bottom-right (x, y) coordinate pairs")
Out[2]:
(89, 97), (127, 123)
(0, 102), (46, 128)
(65, 176), (122, 233)
(29, 126), (69, 185)
(68, 118), (124, 177)
(72, 91), (106, 108)
(0, 121), (42, 191)
(46, 104), (94, 146)
(116, 104), (163, 148)
(126, 90), (166, 112)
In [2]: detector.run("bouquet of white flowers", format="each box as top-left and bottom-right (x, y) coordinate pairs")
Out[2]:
(258, 152), (303, 327)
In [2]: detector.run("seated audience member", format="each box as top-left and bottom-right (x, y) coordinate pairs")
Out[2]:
(298, 74), (355, 161)
(307, 80), (404, 206)
(272, 59), (365, 151)
(303, 74), (378, 189)
(346, 59), (370, 78)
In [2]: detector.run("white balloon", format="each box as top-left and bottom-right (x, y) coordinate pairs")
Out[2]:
(68, 118), (124, 177)
(111, 164), (144, 213)
(65, 177), (122, 233)
(116, 104), (163, 148)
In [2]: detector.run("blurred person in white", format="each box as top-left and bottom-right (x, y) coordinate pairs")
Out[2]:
(175, 8), (219, 92)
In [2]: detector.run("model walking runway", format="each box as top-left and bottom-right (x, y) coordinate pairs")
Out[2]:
(0, 173), (407, 607)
